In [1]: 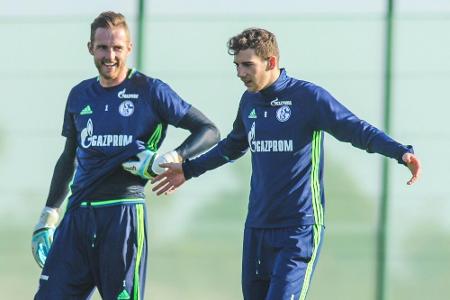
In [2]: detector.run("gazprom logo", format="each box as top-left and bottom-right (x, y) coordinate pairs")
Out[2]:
(80, 118), (133, 148)
(248, 122), (256, 150)
(248, 121), (293, 153)
(118, 88), (139, 99)
(80, 119), (94, 148)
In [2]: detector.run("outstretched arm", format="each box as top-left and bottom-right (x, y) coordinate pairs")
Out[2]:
(312, 87), (421, 181)
(152, 102), (249, 195)
(402, 152), (421, 185)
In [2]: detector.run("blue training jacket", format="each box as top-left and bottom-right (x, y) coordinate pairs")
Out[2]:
(183, 69), (412, 228)
(62, 69), (191, 210)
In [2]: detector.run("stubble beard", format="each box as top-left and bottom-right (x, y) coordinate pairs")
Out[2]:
(95, 59), (124, 81)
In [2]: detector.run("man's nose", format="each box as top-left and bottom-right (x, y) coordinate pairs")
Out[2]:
(105, 48), (115, 60)
(237, 66), (245, 78)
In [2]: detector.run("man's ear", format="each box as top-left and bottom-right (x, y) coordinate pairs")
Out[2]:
(267, 56), (277, 70)
(87, 42), (94, 55)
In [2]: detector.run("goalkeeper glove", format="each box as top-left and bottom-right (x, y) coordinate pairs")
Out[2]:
(151, 150), (183, 174)
(122, 149), (159, 179)
(31, 207), (59, 268)
(122, 149), (182, 179)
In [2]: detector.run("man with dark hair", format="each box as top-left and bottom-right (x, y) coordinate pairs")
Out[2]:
(152, 28), (421, 300)
(32, 11), (220, 299)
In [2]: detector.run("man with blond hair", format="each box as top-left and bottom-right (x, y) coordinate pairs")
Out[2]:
(32, 11), (219, 299)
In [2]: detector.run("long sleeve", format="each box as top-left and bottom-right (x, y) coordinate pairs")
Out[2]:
(312, 86), (413, 164)
(174, 106), (221, 159)
(183, 103), (249, 179)
(45, 136), (77, 208)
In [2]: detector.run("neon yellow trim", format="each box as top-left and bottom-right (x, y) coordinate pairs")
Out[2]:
(80, 198), (145, 207)
(133, 204), (145, 300)
(64, 169), (78, 212)
(310, 132), (319, 224)
(302, 131), (325, 300)
(299, 224), (322, 300)
(316, 131), (324, 224)
(128, 68), (136, 79)
(147, 123), (163, 151)
(310, 131), (324, 225)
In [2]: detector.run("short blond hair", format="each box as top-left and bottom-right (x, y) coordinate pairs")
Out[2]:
(90, 11), (130, 42)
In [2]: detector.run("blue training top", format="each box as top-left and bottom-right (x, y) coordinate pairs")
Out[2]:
(62, 69), (191, 209)
(183, 69), (412, 228)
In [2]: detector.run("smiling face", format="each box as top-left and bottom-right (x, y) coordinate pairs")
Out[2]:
(234, 48), (279, 92)
(88, 26), (132, 87)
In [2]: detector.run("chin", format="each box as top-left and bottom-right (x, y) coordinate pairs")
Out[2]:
(102, 68), (120, 79)
(100, 73), (114, 80)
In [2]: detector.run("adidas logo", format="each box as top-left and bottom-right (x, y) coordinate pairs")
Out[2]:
(80, 105), (93, 115)
(117, 289), (131, 300)
(248, 108), (257, 119)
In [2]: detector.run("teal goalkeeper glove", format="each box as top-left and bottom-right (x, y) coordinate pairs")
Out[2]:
(31, 207), (59, 268)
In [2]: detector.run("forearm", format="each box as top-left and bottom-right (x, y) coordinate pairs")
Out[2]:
(175, 124), (220, 159)
(45, 137), (76, 208)
(175, 106), (220, 159)
(45, 154), (76, 208)
(329, 116), (412, 163)
(365, 130), (413, 164)
(182, 144), (230, 179)
(314, 87), (412, 164)
(182, 135), (248, 179)
(180, 104), (248, 179)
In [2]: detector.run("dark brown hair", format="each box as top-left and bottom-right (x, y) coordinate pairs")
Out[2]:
(90, 11), (130, 42)
(227, 28), (279, 59)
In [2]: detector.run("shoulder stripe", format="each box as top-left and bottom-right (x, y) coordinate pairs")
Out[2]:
(147, 123), (163, 151)
(128, 68), (137, 79)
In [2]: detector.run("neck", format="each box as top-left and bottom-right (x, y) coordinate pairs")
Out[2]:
(270, 68), (281, 85)
(262, 68), (281, 91)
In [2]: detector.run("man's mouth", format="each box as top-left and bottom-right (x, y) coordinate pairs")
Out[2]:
(242, 79), (252, 86)
(102, 61), (118, 69)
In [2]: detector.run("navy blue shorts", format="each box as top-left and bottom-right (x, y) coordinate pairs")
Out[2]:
(35, 201), (147, 300)
(242, 224), (324, 300)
